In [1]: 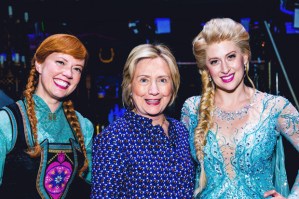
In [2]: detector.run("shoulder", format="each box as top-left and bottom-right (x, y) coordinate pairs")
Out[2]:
(75, 111), (94, 135)
(254, 90), (296, 116)
(183, 95), (201, 105)
(95, 116), (128, 139)
(0, 109), (12, 132)
(181, 95), (201, 114)
(168, 117), (187, 128)
(255, 90), (291, 108)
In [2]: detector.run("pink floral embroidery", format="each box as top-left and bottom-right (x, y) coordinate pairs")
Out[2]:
(44, 152), (72, 199)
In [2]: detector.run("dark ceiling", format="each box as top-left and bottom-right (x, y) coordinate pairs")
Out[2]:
(2, 0), (291, 39)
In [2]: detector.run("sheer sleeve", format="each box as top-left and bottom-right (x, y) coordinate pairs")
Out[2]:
(181, 96), (201, 197)
(180, 96), (201, 161)
(276, 97), (299, 198)
(0, 110), (14, 186)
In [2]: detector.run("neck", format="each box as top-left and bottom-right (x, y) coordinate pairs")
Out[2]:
(133, 109), (166, 126)
(214, 86), (254, 109)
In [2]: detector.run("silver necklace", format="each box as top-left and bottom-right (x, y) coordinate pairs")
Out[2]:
(213, 104), (252, 121)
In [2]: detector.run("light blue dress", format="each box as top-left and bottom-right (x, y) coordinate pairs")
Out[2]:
(0, 94), (94, 185)
(181, 90), (299, 199)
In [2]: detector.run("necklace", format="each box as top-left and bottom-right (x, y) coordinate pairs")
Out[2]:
(214, 89), (257, 122)
(213, 104), (252, 121)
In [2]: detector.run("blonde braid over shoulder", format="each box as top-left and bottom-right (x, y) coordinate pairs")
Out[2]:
(63, 100), (89, 177)
(194, 69), (215, 195)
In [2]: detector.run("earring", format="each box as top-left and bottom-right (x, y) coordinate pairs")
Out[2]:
(208, 75), (212, 82)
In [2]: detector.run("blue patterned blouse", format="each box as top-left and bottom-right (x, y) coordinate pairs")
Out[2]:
(91, 110), (195, 198)
(181, 90), (299, 199)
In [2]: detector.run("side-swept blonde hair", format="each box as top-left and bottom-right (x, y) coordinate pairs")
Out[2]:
(23, 34), (89, 178)
(192, 18), (254, 195)
(122, 43), (180, 109)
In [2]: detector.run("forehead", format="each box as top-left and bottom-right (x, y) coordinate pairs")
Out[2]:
(206, 40), (240, 58)
(134, 57), (170, 75)
(47, 52), (85, 65)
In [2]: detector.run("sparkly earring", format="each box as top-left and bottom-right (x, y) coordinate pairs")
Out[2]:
(208, 75), (212, 82)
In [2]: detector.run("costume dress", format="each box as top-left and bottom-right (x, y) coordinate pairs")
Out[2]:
(181, 90), (299, 199)
(0, 94), (94, 199)
(0, 89), (14, 108)
(91, 110), (195, 198)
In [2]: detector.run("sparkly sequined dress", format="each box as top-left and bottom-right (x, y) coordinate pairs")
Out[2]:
(181, 90), (299, 199)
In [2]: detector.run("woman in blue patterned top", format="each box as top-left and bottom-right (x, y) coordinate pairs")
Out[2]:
(181, 17), (299, 199)
(92, 44), (195, 198)
(0, 34), (94, 198)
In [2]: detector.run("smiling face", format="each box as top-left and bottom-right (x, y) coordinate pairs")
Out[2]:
(206, 40), (248, 92)
(131, 57), (173, 118)
(35, 52), (84, 103)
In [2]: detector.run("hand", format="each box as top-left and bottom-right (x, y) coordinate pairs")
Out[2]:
(264, 190), (286, 199)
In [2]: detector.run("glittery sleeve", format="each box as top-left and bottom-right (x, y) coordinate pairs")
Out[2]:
(0, 110), (14, 186)
(181, 96), (201, 161)
(275, 97), (299, 198)
(180, 95), (201, 196)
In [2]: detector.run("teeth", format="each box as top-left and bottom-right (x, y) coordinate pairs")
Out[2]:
(54, 79), (69, 87)
(147, 99), (159, 102)
(222, 74), (233, 80)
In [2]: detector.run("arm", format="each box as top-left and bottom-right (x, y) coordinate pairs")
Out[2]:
(0, 110), (14, 186)
(91, 126), (126, 198)
(180, 96), (200, 196)
(276, 99), (299, 199)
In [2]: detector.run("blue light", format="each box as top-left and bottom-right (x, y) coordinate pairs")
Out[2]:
(155, 18), (171, 34)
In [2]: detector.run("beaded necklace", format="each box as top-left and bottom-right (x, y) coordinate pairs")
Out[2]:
(213, 90), (256, 121)
(213, 104), (252, 121)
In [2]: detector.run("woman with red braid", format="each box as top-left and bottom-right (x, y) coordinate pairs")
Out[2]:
(0, 34), (94, 198)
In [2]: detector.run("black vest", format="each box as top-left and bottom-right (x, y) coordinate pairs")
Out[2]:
(0, 101), (91, 199)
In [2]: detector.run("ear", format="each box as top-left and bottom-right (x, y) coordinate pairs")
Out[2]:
(35, 61), (42, 73)
(243, 54), (249, 65)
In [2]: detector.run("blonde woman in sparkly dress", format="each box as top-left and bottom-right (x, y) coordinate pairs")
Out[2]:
(181, 18), (299, 199)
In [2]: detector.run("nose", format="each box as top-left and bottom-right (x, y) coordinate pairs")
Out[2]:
(221, 61), (231, 74)
(62, 67), (73, 79)
(148, 81), (159, 95)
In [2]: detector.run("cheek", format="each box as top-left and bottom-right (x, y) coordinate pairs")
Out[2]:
(208, 68), (218, 78)
(132, 86), (147, 96)
(73, 74), (82, 83)
(161, 85), (173, 96)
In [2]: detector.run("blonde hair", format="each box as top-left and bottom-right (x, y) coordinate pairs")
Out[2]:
(192, 18), (254, 194)
(23, 34), (89, 178)
(122, 43), (180, 109)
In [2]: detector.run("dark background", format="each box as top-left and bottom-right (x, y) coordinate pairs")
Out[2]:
(1, 0), (299, 190)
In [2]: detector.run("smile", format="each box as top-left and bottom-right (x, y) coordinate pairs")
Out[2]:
(145, 99), (160, 105)
(54, 79), (70, 89)
(221, 74), (234, 83)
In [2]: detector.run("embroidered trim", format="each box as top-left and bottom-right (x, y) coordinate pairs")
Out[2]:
(16, 100), (33, 147)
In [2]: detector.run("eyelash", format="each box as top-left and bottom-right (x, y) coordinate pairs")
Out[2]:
(210, 54), (236, 65)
